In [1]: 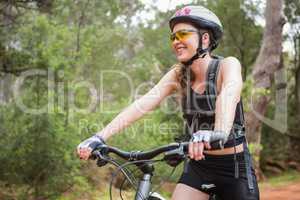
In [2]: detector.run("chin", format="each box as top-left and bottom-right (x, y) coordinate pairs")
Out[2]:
(176, 55), (190, 63)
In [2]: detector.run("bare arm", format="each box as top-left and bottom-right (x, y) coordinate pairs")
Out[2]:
(214, 57), (243, 134)
(189, 57), (243, 160)
(98, 68), (180, 141)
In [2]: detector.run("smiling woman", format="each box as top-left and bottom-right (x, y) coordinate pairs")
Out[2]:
(77, 5), (260, 200)
(171, 25), (203, 63)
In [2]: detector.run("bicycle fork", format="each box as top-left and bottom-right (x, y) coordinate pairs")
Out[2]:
(135, 173), (152, 200)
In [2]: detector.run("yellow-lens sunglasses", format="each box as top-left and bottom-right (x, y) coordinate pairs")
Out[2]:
(170, 29), (200, 42)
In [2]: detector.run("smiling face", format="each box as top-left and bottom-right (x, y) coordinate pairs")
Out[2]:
(171, 23), (211, 63)
(171, 23), (200, 63)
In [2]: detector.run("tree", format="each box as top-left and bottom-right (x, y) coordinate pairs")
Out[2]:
(245, 0), (285, 179)
(284, 0), (300, 163)
(206, 0), (263, 80)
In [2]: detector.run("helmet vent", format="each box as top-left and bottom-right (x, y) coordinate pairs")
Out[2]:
(175, 7), (192, 16)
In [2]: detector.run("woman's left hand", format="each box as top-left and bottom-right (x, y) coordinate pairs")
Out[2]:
(188, 141), (211, 160)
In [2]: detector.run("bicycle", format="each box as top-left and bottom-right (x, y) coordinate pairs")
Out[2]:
(92, 142), (220, 200)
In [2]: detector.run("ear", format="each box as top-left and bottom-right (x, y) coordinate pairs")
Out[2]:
(201, 32), (210, 48)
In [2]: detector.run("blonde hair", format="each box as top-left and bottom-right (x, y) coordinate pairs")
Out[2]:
(172, 63), (196, 99)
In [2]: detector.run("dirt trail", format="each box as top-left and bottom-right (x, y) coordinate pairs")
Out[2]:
(261, 181), (300, 200)
(162, 181), (300, 200)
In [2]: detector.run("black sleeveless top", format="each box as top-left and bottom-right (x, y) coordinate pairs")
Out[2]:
(181, 58), (246, 149)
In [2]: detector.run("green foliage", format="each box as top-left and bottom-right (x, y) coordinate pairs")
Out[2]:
(284, 0), (300, 136)
(284, 0), (300, 25)
(76, 97), (183, 178)
(1, 0), (295, 198)
(206, 0), (263, 79)
(0, 104), (82, 199)
(259, 102), (290, 171)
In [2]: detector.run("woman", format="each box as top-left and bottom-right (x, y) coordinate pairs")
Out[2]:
(77, 5), (260, 200)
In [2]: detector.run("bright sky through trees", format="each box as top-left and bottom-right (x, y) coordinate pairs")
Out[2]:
(140, 0), (291, 52)
(141, 0), (194, 11)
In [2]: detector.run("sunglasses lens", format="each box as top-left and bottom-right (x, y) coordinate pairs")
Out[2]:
(170, 33), (176, 41)
(178, 31), (190, 40)
(170, 31), (194, 42)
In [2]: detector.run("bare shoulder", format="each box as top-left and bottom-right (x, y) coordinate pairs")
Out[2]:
(220, 56), (242, 73)
(216, 57), (243, 96)
(156, 64), (181, 91)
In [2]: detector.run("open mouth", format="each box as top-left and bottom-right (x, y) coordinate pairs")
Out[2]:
(176, 46), (187, 54)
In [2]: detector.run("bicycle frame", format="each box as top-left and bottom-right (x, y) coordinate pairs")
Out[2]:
(92, 142), (218, 200)
(136, 173), (153, 200)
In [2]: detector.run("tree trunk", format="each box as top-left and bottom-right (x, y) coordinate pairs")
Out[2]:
(0, 73), (15, 104)
(245, 0), (285, 180)
(289, 34), (300, 163)
(296, 41), (300, 114)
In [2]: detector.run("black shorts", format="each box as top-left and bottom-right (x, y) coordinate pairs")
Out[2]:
(178, 151), (260, 200)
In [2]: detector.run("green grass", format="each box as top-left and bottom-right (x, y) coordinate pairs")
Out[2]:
(259, 170), (300, 188)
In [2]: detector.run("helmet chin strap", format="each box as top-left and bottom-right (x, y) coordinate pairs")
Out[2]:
(181, 47), (210, 66)
(181, 32), (211, 66)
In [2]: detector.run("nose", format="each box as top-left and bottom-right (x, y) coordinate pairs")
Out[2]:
(171, 38), (180, 48)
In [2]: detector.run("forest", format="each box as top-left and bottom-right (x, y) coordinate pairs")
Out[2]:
(0, 0), (300, 199)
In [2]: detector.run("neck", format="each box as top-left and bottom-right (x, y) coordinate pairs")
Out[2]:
(190, 54), (212, 82)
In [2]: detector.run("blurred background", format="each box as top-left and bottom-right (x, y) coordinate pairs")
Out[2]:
(0, 0), (299, 199)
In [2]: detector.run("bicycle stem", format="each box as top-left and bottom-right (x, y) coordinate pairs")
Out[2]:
(135, 173), (152, 200)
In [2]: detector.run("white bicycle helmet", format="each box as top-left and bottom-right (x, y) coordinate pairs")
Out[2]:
(169, 5), (223, 50)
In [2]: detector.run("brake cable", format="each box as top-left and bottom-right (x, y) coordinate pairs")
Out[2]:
(97, 155), (138, 200)
(119, 161), (150, 200)
(149, 164), (178, 197)
(109, 158), (163, 200)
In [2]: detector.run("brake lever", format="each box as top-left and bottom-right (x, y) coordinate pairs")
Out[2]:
(91, 145), (109, 167)
(163, 143), (186, 167)
(90, 151), (100, 160)
(164, 144), (185, 157)
(96, 154), (109, 167)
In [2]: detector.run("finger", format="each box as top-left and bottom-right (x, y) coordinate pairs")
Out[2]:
(204, 142), (211, 150)
(79, 148), (91, 160)
(82, 152), (90, 160)
(79, 148), (87, 156)
(84, 149), (92, 160)
(79, 150), (87, 160)
(198, 142), (204, 160)
(203, 133), (210, 143)
(85, 148), (92, 159)
(189, 142), (194, 159)
(77, 147), (84, 157)
(193, 142), (200, 160)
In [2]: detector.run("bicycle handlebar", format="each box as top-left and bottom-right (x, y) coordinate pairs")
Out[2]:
(92, 142), (189, 161)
